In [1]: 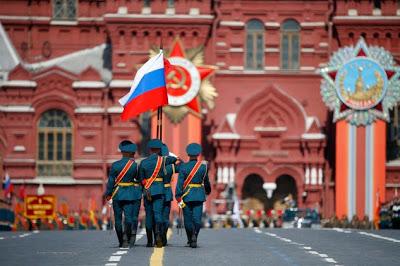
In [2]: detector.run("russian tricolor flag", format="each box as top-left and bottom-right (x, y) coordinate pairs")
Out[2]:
(119, 50), (169, 120)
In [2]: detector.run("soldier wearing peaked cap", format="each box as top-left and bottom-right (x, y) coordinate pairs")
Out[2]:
(161, 143), (181, 246)
(176, 143), (211, 248)
(138, 139), (177, 248)
(104, 140), (141, 248)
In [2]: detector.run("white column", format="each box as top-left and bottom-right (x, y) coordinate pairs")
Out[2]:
(229, 165), (235, 184)
(305, 166), (310, 185)
(217, 166), (222, 184)
(222, 166), (229, 184)
(318, 167), (323, 185)
(311, 166), (317, 185)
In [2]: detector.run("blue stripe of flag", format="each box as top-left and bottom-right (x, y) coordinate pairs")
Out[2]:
(126, 68), (166, 106)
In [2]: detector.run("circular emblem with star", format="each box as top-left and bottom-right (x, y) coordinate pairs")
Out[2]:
(166, 57), (201, 106)
(150, 38), (218, 123)
(319, 38), (400, 125)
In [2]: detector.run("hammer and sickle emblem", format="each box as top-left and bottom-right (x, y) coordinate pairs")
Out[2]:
(167, 67), (189, 90)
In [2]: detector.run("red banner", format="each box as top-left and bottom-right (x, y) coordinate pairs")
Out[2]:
(25, 195), (56, 219)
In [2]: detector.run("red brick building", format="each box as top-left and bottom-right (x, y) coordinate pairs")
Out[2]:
(0, 0), (399, 218)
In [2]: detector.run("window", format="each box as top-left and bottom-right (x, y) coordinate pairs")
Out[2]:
(387, 107), (400, 161)
(37, 109), (73, 177)
(167, 0), (174, 8)
(53, 0), (77, 20)
(144, 0), (151, 8)
(245, 19), (264, 70)
(281, 19), (300, 70)
(373, 0), (381, 9)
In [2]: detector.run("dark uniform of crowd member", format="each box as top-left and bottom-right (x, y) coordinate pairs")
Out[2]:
(139, 139), (177, 248)
(161, 143), (180, 246)
(104, 140), (139, 248)
(392, 200), (400, 229)
(176, 143), (211, 248)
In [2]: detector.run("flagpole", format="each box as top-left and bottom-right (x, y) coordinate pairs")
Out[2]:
(158, 39), (164, 142)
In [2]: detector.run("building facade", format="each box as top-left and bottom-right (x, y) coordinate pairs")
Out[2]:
(0, 0), (399, 218)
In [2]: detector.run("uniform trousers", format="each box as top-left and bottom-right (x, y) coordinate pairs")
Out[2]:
(144, 194), (165, 229)
(182, 201), (203, 234)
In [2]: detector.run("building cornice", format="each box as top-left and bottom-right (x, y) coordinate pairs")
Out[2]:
(0, 80), (37, 88)
(11, 177), (103, 185)
(0, 105), (35, 113)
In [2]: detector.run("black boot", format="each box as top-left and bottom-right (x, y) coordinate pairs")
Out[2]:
(116, 230), (124, 248)
(162, 224), (168, 246)
(190, 229), (197, 248)
(125, 223), (132, 248)
(146, 228), (154, 247)
(185, 228), (192, 246)
(155, 223), (163, 248)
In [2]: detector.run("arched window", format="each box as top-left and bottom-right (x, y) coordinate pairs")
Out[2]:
(246, 19), (264, 70)
(388, 107), (400, 161)
(281, 19), (300, 70)
(37, 109), (73, 177)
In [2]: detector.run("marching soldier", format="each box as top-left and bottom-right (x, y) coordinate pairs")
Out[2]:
(161, 143), (180, 246)
(104, 140), (139, 248)
(139, 139), (177, 248)
(176, 143), (211, 248)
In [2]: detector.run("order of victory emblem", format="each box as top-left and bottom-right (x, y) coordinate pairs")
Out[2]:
(319, 38), (400, 126)
(150, 38), (218, 123)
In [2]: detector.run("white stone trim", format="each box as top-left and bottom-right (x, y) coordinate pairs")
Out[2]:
(78, 17), (104, 22)
(300, 66), (316, 71)
(301, 133), (326, 140)
(386, 160), (400, 167)
(300, 22), (325, 27)
(11, 177), (103, 185)
(220, 21), (244, 27)
(141, 7), (151, 15)
(372, 8), (382, 16)
(0, 15), (51, 21)
(189, 8), (200, 16)
(348, 9), (358, 16)
(105, 13), (213, 20)
(386, 183), (400, 188)
(13, 145), (26, 152)
(212, 132), (240, 140)
(319, 42), (328, 48)
(4, 158), (35, 163)
(264, 22), (280, 28)
(229, 47), (244, 53)
(165, 7), (175, 15)
(264, 66), (280, 71)
(228, 66), (244, 71)
(107, 106), (123, 113)
(216, 62), (226, 67)
(110, 79), (132, 88)
(264, 48), (279, 53)
(83, 146), (96, 153)
(118, 6), (128, 15)
(335, 15), (400, 20)
(116, 62), (126, 68)
(72, 81), (106, 89)
(74, 159), (102, 164)
(216, 42), (227, 47)
(50, 20), (78, 26)
(254, 126), (287, 132)
(0, 80), (37, 87)
(301, 48), (315, 53)
(74, 106), (104, 114)
(397, 9), (400, 16)
(0, 105), (35, 113)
